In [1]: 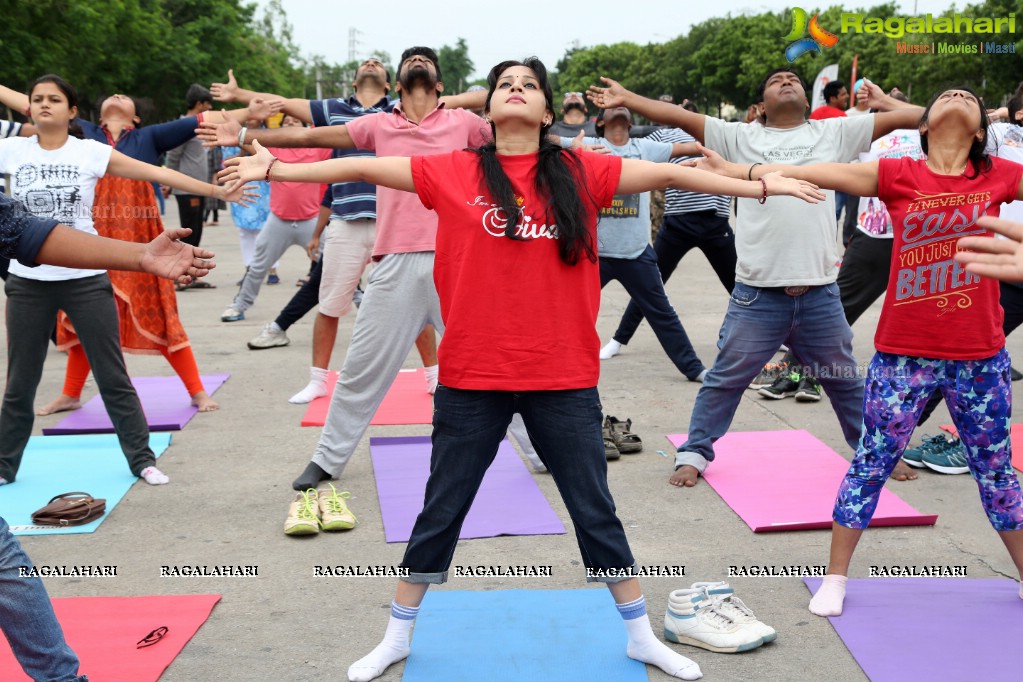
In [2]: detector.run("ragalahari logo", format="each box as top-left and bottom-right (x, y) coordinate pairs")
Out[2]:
(784, 8), (839, 61)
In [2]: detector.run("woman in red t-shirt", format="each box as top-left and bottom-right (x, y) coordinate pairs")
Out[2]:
(700, 86), (1023, 618)
(223, 57), (820, 682)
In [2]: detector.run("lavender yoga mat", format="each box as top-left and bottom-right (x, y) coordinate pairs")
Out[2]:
(804, 577), (1023, 681)
(369, 436), (565, 543)
(666, 430), (937, 531)
(42, 374), (230, 435)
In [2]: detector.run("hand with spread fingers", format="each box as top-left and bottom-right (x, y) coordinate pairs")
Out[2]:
(219, 139), (276, 185)
(140, 227), (217, 281)
(587, 77), (630, 110)
(211, 68), (239, 102)
(762, 172), (825, 203)
(196, 115), (242, 148)
(248, 96), (283, 122)
(955, 216), (1023, 282)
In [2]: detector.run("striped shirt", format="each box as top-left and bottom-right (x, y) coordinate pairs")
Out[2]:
(648, 127), (730, 217)
(310, 95), (394, 221)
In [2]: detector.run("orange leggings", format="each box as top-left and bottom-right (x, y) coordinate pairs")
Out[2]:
(63, 344), (205, 399)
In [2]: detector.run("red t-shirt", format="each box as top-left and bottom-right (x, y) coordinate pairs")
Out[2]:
(411, 150), (622, 390)
(875, 156), (1023, 359)
(809, 105), (847, 120)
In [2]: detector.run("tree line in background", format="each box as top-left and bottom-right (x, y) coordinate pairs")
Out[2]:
(2, 0), (1021, 126)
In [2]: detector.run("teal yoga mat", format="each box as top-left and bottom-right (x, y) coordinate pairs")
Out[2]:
(402, 589), (648, 682)
(0, 433), (172, 535)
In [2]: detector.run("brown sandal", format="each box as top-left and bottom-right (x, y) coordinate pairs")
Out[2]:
(602, 420), (621, 460)
(606, 416), (642, 454)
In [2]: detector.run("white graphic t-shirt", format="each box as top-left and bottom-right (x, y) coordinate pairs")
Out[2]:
(987, 122), (1023, 223)
(855, 129), (925, 239)
(0, 135), (111, 280)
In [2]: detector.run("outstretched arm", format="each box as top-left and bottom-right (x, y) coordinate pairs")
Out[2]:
(197, 117), (353, 149)
(617, 158), (824, 203)
(211, 69), (308, 123)
(955, 216), (1023, 281)
(857, 80), (925, 140)
(0, 83), (29, 115)
(588, 77), (705, 142)
(106, 149), (255, 204)
(221, 139), (414, 192)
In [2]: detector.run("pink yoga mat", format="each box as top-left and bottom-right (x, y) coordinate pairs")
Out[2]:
(370, 435), (565, 543)
(804, 577), (1023, 681)
(301, 368), (433, 427)
(666, 430), (938, 532)
(0, 594), (220, 681)
(42, 374), (230, 435)
(940, 423), (1023, 472)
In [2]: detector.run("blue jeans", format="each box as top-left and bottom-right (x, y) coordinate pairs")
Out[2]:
(600, 246), (705, 379)
(0, 516), (86, 681)
(400, 387), (635, 583)
(675, 282), (863, 472)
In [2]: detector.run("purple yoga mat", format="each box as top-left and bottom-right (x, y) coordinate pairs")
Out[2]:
(369, 435), (566, 543)
(42, 374), (230, 435)
(804, 577), (1023, 681)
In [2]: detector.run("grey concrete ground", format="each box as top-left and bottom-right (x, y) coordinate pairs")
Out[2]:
(4, 200), (1020, 682)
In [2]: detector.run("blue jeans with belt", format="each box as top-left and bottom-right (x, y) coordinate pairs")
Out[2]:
(674, 282), (864, 473)
(400, 386), (635, 583)
(0, 516), (87, 681)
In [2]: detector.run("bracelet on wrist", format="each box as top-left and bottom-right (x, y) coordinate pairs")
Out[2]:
(758, 177), (767, 204)
(265, 156), (279, 183)
(238, 127), (248, 147)
(748, 162), (763, 181)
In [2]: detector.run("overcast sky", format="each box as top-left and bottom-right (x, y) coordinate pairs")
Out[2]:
(265, 0), (964, 82)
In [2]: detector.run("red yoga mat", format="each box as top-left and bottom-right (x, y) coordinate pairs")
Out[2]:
(666, 430), (938, 532)
(0, 594), (220, 681)
(940, 423), (1023, 471)
(301, 368), (433, 427)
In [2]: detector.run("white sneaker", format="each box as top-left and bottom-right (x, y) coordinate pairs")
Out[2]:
(221, 307), (245, 322)
(664, 588), (764, 653)
(690, 581), (777, 643)
(248, 323), (290, 350)
(599, 339), (623, 360)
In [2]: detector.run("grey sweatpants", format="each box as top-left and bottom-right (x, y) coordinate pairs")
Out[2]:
(231, 212), (316, 312)
(312, 251), (442, 475)
(0, 274), (155, 481)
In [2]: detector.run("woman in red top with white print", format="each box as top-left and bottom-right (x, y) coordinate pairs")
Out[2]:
(222, 57), (821, 682)
(698, 86), (1023, 618)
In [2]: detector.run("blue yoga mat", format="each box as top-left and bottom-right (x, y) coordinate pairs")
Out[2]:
(402, 589), (648, 682)
(0, 433), (172, 535)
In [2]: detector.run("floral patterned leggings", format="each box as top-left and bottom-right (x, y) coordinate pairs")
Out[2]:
(834, 349), (1023, 531)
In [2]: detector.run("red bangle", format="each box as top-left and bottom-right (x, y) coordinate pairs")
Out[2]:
(265, 157), (279, 183)
(758, 177), (767, 204)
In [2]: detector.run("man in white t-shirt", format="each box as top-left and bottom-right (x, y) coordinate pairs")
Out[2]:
(589, 69), (924, 488)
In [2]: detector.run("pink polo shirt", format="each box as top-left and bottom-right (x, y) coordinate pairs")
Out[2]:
(267, 146), (332, 220)
(345, 104), (492, 257)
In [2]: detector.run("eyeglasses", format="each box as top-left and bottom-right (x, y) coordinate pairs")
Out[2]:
(563, 92), (583, 98)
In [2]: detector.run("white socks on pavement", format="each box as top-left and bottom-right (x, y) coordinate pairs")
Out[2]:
(600, 339), (623, 360)
(423, 365), (439, 394)
(289, 367), (330, 404)
(140, 466), (169, 485)
(618, 596), (702, 680)
(809, 574), (848, 616)
(347, 601), (418, 682)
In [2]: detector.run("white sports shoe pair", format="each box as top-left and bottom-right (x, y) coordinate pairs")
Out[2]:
(664, 581), (776, 653)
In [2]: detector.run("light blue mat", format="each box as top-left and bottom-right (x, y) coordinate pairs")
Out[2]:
(0, 433), (172, 535)
(402, 589), (648, 681)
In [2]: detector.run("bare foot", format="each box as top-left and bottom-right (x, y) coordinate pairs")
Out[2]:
(669, 465), (700, 487)
(191, 392), (220, 412)
(36, 394), (82, 416)
(892, 460), (919, 481)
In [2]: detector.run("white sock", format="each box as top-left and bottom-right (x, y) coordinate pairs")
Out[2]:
(140, 466), (169, 485)
(600, 339), (623, 360)
(809, 574), (848, 616)
(289, 367), (330, 404)
(423, 365), (439, 395)
(348, 602), (418, 682)
(0, 476), (8, 486)
(693, 369), (709, 383)
(619, 597), (701, 680)
(269, 321), (283, 333)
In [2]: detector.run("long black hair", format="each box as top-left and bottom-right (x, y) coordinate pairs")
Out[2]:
(474, 57), (596, 266)
(919, 85), (991, 180)
(29, 74), (83, 139)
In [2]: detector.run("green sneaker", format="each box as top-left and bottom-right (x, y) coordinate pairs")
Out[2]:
(284, 489), (320, 536)
(920, 436), (968, 474)
(318, 483), (357, 531)
(902, 434), (948, 469)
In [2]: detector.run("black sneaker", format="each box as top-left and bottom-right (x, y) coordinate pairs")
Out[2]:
(1012, 366), (1023, 382)
(795, 376), (822, 402)
(758, 373), (799, 399)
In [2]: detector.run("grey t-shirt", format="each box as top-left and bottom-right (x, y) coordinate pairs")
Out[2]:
(577, 137), (672, 259)
(165, 117), (208, 197)
(704, 115), (874, 286)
